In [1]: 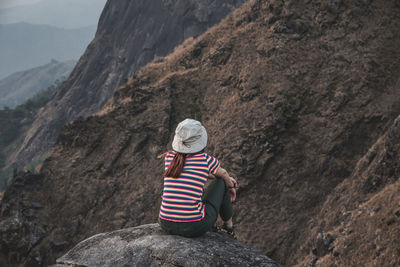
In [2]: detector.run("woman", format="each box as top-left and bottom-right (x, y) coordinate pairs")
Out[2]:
(158, 118), (238, 238)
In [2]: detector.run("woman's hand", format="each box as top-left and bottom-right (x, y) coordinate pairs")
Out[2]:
(229, 177), (238, 189)
(214, 167), (238, 202)
(229, 187), (236, 202)
(228, 177), (238, 202)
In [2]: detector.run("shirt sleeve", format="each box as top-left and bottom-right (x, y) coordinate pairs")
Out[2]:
(164, 151), (175, 171)
(206, 154), (221, 175)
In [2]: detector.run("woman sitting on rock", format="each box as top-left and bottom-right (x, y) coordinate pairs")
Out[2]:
(158, 118), (238, 238)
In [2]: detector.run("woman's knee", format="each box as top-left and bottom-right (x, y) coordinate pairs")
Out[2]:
(211, 178), (227, 189)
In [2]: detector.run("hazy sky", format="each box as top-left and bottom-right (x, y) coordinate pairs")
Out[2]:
(0, 0), (107, 29)
(1, 0), (42, 8)
(0, 0), (107, 78)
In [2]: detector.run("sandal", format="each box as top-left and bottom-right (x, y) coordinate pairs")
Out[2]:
(221, 223), (236, 239)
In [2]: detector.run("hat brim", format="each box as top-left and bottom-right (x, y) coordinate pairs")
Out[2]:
(172, 127), (208, 154)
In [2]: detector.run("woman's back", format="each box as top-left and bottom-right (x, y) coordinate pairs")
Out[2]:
(158, 118), (236, 238)
(159, 151), (220, 222)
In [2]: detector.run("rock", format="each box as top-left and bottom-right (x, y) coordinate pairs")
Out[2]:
(308, 258), (318, 266)
(30, 202), (42, 209)
(314, 233), (335, 256)
(309, 257), (318, 266)
(54, 224), (280, 267)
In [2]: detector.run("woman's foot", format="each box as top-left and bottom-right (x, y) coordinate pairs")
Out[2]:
(221, 223), (235, 239)
(221, 219), (236, 239)
(224, 218), (233, 228)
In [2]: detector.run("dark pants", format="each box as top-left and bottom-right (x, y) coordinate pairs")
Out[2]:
(158, 178), (233, 237)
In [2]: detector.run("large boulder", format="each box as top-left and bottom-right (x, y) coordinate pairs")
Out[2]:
(54, 223), (280, 267)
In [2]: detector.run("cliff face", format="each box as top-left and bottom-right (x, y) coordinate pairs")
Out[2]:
(5, 0), (246, 169)
(1, 0), (400, 266)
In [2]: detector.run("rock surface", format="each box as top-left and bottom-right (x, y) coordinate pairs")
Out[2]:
(53, 223), (280, 267)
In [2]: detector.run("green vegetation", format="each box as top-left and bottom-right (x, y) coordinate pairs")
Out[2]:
(191, 43), (204, 58)
(0, 168), (13, 191)
(0, 78), (65, 191)
(0, 78), (62, 145)
(386, 217), (396, 226)
(24, 157), (44, 172)
(285, 114), (299, 128)
(49, 116), (66, 129)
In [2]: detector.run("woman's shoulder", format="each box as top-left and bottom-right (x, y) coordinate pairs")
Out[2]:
(201, 153), (219, 161)
(167, 151), (218, 160)
(165, 150), (176, 158)
(185, 152), (209, 159)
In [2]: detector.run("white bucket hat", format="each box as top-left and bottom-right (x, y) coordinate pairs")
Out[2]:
(172, 118), (208, 154)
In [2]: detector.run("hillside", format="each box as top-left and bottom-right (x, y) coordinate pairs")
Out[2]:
(4, 0), (246, 171)
(0, 59), (75, 109)
(1, 0), (400, 266)
(0, 79), (63, 191)
(0, 22), (95, 79)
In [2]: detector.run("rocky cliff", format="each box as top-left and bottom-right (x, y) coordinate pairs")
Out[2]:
(53, 223), (280, 267)
(1, 0), (400, 266)
(4, 0), (246, 170)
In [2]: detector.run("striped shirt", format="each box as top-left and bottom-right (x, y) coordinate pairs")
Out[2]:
(159, 151), (220, 222)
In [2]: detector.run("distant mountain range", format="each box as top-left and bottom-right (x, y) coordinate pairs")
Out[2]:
(0, 59), (76, 108)
(0, 22), (95, 79)
(0, 0), (107, 29)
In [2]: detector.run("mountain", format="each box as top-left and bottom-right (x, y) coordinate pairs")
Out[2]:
(3, 0), (246, 171)
(0, 0), (107, 29)
(0, 59), (75, 109)
(1, 0), (400, 266)
(0, 78), (63, 191)
(0, 22), (95, 79)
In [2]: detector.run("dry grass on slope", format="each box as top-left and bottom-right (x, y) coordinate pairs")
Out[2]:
(3, 0), (400, 266)
(96, 0), (400, 265)
(297, 115), (400, 266)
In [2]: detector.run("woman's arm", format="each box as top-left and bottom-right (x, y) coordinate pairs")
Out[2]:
(214, 166), (238, 202)
(208, 173), (217, 179)
(214, 166), (237, 188)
